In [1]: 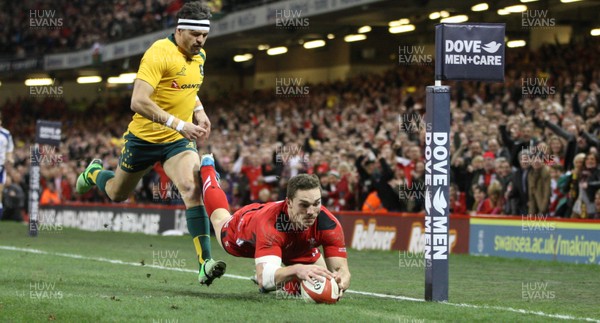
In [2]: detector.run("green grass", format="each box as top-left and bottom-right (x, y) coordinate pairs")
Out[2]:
(0, 222), (598, 322)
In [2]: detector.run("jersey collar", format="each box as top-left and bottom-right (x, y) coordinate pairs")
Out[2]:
(168, 33), (177, 46)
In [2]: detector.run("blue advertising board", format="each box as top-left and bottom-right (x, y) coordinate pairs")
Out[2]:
(470, 217), (600, 264)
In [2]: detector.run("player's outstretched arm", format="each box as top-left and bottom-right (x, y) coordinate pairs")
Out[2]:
(325, 257), (351, 293)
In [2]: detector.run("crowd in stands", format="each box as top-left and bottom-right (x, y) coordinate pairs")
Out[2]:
(2, 38), (600, 220)
(0, 0), (276, 57)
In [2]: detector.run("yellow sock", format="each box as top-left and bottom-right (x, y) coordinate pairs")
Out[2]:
(193, 236), (206, 265)
(88, 169), (101, 184)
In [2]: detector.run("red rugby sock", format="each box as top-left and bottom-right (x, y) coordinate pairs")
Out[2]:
(200, 166), (230, 217)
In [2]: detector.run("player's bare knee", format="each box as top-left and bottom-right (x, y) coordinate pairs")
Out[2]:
(211, 209), (231, 224)
(177, 180), (199, 202)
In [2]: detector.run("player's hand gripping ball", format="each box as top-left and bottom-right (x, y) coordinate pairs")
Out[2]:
(300, 277), (340, 304)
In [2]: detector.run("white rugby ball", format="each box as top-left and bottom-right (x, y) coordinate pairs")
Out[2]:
(300, 277), (340, 304)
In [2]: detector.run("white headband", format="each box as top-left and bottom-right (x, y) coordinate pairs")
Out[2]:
(177, 18), (210, 31)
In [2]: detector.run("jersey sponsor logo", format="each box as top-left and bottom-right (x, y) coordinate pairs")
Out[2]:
(351, 219), (396, 251)
(180, 83), (202, 89)
(171, 80), (180, 89)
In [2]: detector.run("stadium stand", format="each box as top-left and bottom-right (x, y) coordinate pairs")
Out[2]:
(0, 0), (276, 56)
(3, 37), (599, 219)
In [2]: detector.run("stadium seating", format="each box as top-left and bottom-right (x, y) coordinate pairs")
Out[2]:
(3, 37), (600, 219)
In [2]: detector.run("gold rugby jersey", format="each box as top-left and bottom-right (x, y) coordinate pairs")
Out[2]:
(127, 34), (205, 143)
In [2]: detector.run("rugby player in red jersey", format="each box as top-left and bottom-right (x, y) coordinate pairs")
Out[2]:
(199, 153), (351, 296)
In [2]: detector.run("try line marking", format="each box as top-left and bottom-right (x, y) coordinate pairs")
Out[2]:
(1, 245), (598, 322)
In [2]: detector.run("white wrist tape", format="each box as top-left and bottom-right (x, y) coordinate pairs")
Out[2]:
(165, 115), (175, 127)
(194, 96), (204, 112)
(175, 120), (184, 132)
(256, 256), (282, 291)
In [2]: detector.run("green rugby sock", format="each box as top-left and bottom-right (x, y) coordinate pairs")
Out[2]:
(187, 206), (212, 267)
(95, 170), (115, 194)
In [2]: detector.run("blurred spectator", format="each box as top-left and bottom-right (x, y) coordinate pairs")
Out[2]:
(373, 157), (405, 213)
(575, 152), (600, 217)
(407, 161), (425, 212)
(361, 191), (387, 213)
(527, 154), (551, 215)
(507, 151), (530, 215)
(556, 153), (586, 217)
(471, 184), (492, 215)
(256, 187), (271, 203)
(449, 184), (466, 214)
(40, 181), (61, 205)
(500, 121), (538, 169)
(494, 157), (512, 193)
(548, 164), (565, 216)
(486, 181), (504, 215)
(355, 152), (378, 210)
(487, 138), (510, 162)
(593, 190), (600, 220)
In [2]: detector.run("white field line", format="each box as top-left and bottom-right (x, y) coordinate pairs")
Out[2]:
(1, 245), (598, 322)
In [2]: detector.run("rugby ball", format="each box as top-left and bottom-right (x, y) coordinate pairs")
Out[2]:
(300, 277), (339, 304)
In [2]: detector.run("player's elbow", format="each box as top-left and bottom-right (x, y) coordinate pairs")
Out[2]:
(130, 97), (142, 113)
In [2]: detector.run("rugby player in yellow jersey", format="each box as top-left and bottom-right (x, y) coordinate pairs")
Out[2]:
(75, 2), (225, 286)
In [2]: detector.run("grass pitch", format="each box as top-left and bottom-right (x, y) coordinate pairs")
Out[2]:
(0, 222), (599, 322)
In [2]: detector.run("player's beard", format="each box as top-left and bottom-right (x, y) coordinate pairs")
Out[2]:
(191, 44), (202, 55)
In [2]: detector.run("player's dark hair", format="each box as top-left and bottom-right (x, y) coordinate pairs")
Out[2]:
(177, 1), (212, 20)
(287, 174), (321, 200)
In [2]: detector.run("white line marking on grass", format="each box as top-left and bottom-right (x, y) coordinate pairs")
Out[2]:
(1, 246), (598, 322)
(0, 246), (249, 280)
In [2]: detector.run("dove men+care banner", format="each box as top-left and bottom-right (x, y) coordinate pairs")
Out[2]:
(424, 86), (450, 301)
(435, 23), (505, 82)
